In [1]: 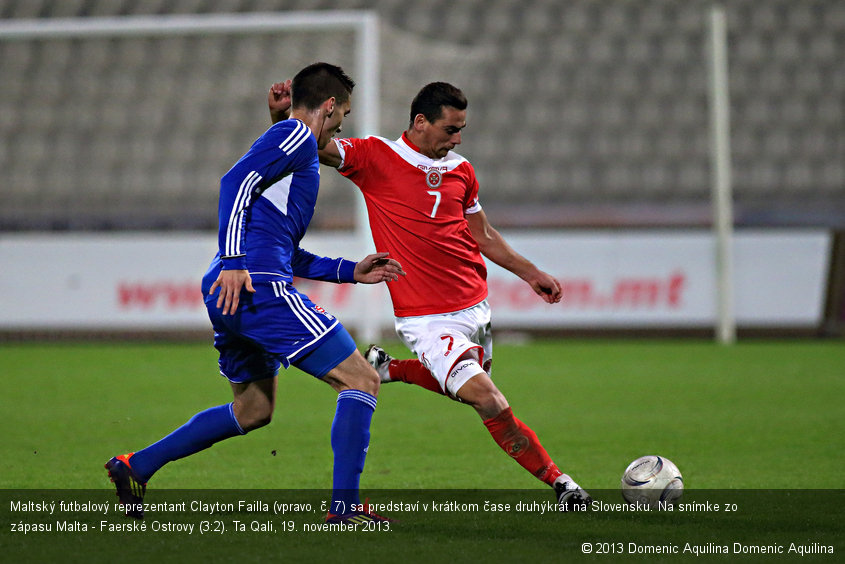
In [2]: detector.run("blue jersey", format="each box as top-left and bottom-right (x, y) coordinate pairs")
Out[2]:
(203, 119), (356, 291)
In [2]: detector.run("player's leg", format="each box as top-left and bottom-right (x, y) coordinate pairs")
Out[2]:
(365, 344), (445, 394)
(455, 367), (561, 481)
(454, 364), (590, 509)
(230, 376), (277, 430)
(292, 327), (386, 521)
(106, 301), (274, 517)
(299, 345), (378, 500)
(105, 394), (251, 518)
(426, 301), (565, 485)
(118, 312), (278, 478)
(116, 376), (268, 479)
(390, 307), (566, 485)
(400, 301), (590, 507)
(375, 305), (489, 395)
(378, 300), (496, 399)
(322, 350), (380, 516)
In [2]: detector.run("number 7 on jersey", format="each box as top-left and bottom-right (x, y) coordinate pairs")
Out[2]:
(426, 190), (441, 218)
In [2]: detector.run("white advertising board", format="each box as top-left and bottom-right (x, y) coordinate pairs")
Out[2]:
(0, 230), (830, 331)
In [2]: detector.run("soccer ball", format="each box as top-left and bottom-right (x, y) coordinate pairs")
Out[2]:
(621, 455), (684, 508)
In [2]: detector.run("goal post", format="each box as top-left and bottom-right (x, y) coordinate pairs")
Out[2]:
(707, 4), (737, 345)
(0, 11), (382, 342)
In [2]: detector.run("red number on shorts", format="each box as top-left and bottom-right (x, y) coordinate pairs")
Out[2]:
(440, 335), (454, 355)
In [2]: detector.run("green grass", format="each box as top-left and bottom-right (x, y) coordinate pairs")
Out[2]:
(1, 339), (843, 562)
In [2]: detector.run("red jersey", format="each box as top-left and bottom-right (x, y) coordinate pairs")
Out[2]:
(335, 133), (488, 317)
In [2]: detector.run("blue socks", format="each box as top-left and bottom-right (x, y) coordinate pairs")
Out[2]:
(129, 403), (245, 482)
(330, 390), (377, 515)
(126, 389), (377, 516)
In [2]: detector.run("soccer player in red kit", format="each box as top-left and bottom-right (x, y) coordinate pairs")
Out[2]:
(270, 81), (591, 509)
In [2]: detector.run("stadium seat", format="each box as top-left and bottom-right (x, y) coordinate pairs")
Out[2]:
(0, 0), (842, 231)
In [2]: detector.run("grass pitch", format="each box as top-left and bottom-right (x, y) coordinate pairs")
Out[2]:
(1, 339), (843, 562)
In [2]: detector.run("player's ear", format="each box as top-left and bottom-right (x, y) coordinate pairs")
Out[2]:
(324, 97), (336, 118)
(412, 113), (427, 130)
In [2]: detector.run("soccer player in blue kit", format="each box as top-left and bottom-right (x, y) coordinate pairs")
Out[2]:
(105, 63), (404, 524)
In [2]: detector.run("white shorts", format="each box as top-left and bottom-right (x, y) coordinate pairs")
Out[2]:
(394, 299), (493, 397)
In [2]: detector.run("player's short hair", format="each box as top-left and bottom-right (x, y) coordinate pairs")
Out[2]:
(291, 62), (355, 111)
(409, 82), (467, 126)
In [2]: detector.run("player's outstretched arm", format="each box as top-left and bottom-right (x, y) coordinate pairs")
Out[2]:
(466, 210), (562, 304)
(291, 248), (403, 284)
(354, 252), (406, 284)
(317, 140), (343, 168)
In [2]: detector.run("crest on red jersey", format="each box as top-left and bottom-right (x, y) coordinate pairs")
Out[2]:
(425, 170), (442, 189)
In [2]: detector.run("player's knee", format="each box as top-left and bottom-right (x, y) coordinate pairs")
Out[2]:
(240, 413), (272, 432)
(344, 352), (380, 395)
(323, 351), (380, 395)
(352, 367), (380, 396)
(454, 368), (507, 415)
(475, 390), (509, 420)
(458, 376), (508, 419)
(233, 404), (274, 432)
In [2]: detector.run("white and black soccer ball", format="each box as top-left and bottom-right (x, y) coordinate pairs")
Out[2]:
(621, 455), (684, 508)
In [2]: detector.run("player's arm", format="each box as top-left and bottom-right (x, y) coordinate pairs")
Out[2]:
(209, 170), (258, 315)
(268, 80), (343, 168)
(292, 248), (404, 284)
(466, 209), (562, 304)
(268, 80), (291, 124)
(317, 140), (343, 168)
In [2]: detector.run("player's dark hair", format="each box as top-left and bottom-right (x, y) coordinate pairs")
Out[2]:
(291, 62), (355, 111)
(409, 82), (467, 126)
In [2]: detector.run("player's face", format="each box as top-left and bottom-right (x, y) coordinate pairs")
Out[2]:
(318, 98), (352, 150)
(420, 106), (466, 159)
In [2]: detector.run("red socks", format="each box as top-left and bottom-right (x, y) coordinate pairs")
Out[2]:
(388, 359), (445, 395)
(483, 407), (563, 485)
(389, 360), (563, 487)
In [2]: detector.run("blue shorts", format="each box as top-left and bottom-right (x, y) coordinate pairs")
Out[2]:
(205, 280), (356, 383)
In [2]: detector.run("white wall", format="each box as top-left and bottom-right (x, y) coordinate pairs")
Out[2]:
(0, 230), (830, 331)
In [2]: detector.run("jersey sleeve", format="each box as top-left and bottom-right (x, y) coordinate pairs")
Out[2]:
(218, 120), (312, 270)
(217, 167), (260, 271)
(463, 162), (483, 215)
(333, 137), (370, 179)
(292, 247), (357, 283)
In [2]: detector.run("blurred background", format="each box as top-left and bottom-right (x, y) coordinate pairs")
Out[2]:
(0, 0), (843, 338)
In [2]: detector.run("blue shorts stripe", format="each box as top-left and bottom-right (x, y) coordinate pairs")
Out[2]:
(285, 285), (327, 333)
(277, 283), (319, 335)
(277, 282), (324, 336)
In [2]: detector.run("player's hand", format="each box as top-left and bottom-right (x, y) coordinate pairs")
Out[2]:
(526, 271), (563, 304)
(268, 80), (292, 123)
(209, 269), (255, 315)
(354, 252), (406, 284)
